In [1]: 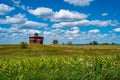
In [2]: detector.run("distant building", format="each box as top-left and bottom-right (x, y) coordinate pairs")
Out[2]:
(29, 33), (44, 44)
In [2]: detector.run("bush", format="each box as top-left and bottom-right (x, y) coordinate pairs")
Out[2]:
(67, 41), (73, 45)
(111, 42), (117, 45)
(20, 42), (28, 49)
(53, 40), (58, 44)
(102, 43), (109, 45)
(89, 41), (98, 45)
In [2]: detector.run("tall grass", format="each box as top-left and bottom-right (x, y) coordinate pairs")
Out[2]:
(0, 44), (120, 56)
(0, 56), (120, 80)
(0, 44), (120, 80)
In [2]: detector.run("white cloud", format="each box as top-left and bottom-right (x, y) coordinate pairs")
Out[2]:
(65, 29), (79, 35)
(0, 4), (15, 15)
(101, 13), (108, 16)
(0, 13), (48, 29)
(14, 21), (48, 29)
(80, 32), (109, 41)
(0, 13), (27, 24)
(51, 9), (88, 22)
(28, 7), (54, 19)
(52, 19), (117, 28)
(64, 0), (94, 6)
(43, 31), (52, 35)
(68, 37), (74, 40)
(11, 0), (26, 10)
(52, 24), (63, 28)
(10, 27), (41, 34)
(1, 26), (120, 44)
(43, 28), (80, 44)
(43, 29), (66, 41)
(71, 26), (79, 30)
(11, 0), (21, 5)
(20, 29), (41, 34)
(23, 21), (47, 28)
(90, 20), (113, 27)
(88, 29), (100, 33)
(42, 28), (120, 44)
(28, 8), (88, 22)
(0, 26), (43, 44)
(0, 27), (8, 33)
(113, 28), (120, 32)
(52, 20), (89, 28)
(72, 28), (79, 34)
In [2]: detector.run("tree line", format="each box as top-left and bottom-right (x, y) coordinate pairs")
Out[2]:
(19, 40), (118, 49)
(52, 40), (118, 45)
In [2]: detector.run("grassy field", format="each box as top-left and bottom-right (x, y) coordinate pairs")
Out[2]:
(0, 44), (120, 56)
(0, 44), (120, 80)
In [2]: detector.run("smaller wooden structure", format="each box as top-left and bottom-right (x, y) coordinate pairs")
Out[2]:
(29, 33), (44, 44)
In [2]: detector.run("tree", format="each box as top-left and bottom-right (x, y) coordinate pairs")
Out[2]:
(62, 42), (65, 45)
(53, 40), (58, 44)
(102, 43), (109, 45)
(67, 41), (73, 45)
(89, 42), (92, 45)
(89, 41), (98, 45)
(93, 41), (98, 45)
(20, 42), (28, 49)
(111, 42), (117, 45)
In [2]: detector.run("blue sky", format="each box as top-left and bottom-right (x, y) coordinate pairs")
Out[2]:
(0, 0), (120, 44)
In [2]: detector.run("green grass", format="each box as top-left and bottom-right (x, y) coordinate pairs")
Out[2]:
(0, 44), (120, 56)
(0, 44), (120, 80)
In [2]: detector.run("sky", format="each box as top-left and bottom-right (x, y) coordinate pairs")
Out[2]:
(0, 0), (120, 44)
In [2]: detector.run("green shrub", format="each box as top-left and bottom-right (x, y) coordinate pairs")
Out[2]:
(102, 43), (110, 45)
(67, 41), (73, 45)
(20, 42), (28, 49)
(53, 40), (58, 44)
(111, 42), (117, 45)
(89, 41), (98, 45)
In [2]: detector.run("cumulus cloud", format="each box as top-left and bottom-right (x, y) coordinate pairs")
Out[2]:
(66, 29), (79, 35)
(1, 26), (119, 44)
(0, 4), (15, 15)
(0, 27), (41, 35)
(43, 29), (65, 41)
(0, 13), (27, 24)
(51, 9), (88, 22)
(52, 20), (89, 28)
(79, 32), (109, 41)
(65, 29), (80, 37)
(52, 20), (118, 28)
(28, 7), (118, 28)
(20, 29), (41, 34)
(11, 0), (26, 10)
(101, 13), (108, 16)
(0, 13), (48, 29)
(43, 28), (80, 42)
(28, 8), (88, 22)
(90, 20), (113, 27)
(13, 21), (48, 29)
(28, 7), (54, 19)
(64, 0), (94, 7)
(43, 31), (52, 35)
(88, 29), (100, 33)
(52, 24), (63, 28)
(42, 28), (120, 44)
(113, 28), (120, 32)
(0, 26), (42, 44)
(71, 26), (79, 30)
(0, 27), (8, 33)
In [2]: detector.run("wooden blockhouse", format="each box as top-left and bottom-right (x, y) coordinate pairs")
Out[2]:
(29, 33), (44, 44)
